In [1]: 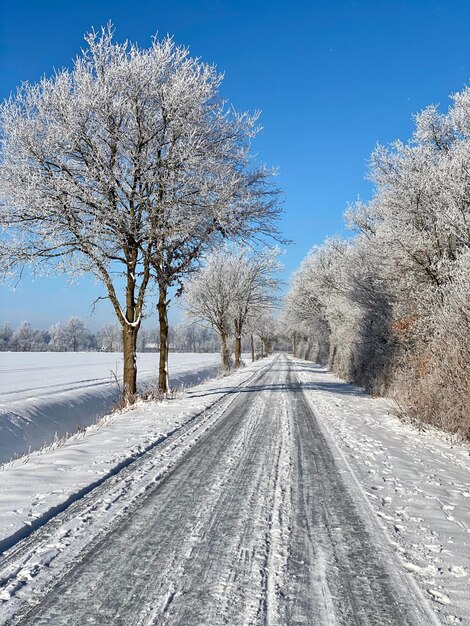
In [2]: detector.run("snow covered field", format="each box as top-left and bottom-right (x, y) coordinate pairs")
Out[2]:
(0, 352), (220, 464)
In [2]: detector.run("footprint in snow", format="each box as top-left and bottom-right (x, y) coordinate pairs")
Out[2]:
(427, 588), (451, 605)
(448, 566), (467, 578)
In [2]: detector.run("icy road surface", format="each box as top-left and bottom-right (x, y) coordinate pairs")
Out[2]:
(0, 356), (439, 625)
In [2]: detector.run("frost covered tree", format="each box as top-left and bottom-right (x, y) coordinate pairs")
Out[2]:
(227, 248), (280, 367)
(11, 321), (35, 352)
(251, 312), (279, 358)
(48, 318), (93, 351)
(183, 247), (280, 370)
(283, 83), (470, 438)
(0, 27), (278, 401)
(48, 323), (67, 352)
(178, 323), (199, 353)
(32, 328), (51, 351)
(97, 323), (122, 352)
(63, 317), (88, 352)
(0, 323), (13, 351)
(183, 251), (234, 371)
(137, 327), (158, 353)
(0, 25), (280, 400)
(282, 253), (329, 362)
(283, 236), (394, 389)
(0, 27), (157, 399)
(172, 322), (218, 353)
(144, 70), (281, 391)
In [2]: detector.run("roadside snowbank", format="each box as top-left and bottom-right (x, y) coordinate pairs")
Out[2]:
(0, 352), (220, 464)
(0, 357), (264, 557)
(293, 358), (470, 626)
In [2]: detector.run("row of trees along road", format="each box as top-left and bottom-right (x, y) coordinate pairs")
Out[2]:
(0, 25), (281, 402)
(183, 247), (281, 371)
(282, 89), (470, 440)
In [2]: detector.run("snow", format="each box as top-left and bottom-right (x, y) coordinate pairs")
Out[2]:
(2, 354), (430, 625)
(0, 356), (259, 562)
(0, 352), (220, 464)
(292, 358), (470, 625)
(0, 354), (468, 624)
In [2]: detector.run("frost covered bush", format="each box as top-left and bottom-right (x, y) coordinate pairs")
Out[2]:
(284, 84), (470, 439)
(283, 236), (396, 394)
(393, 251), (470, 439)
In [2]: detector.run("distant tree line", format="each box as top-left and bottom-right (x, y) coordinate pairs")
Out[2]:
(0, 318), (226, 354)
(283, 86), (470, 440)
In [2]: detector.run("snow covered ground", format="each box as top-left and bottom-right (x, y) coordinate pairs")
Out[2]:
(0, 352), (220, 464)
(292, 359), (470, 625)
(0, 354), (468, 624)
(0, 356), (436, 625)
(0, 358), (266, 615)
(0, 354), (255, 554)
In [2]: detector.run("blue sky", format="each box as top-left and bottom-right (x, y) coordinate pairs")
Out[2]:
(1, 0), (470, 329)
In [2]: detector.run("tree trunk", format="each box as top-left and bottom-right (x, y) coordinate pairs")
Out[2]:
(330, 345), (337, 369)
(120, 261), (141, 405)
(157, 285), (170, 394)
(122, 325), (138, 402)
(260, 338), (264, 359)
(220, 331), (231, 372)
(234, 335), (242, 368)
(251, 333), (255, 362)
(234, 322), (242, 368)
(306, 338), (313, 361)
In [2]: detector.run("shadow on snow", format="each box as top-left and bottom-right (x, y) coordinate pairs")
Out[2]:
(187, 364), (365, 400)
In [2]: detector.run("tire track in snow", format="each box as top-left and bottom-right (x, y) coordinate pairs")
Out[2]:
(285, 360), (440, 626)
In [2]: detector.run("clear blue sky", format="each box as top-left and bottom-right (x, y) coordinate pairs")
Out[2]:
(1, 0), (470, 330)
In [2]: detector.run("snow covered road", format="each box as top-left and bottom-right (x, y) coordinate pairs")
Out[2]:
(0, 355), (439, 625)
